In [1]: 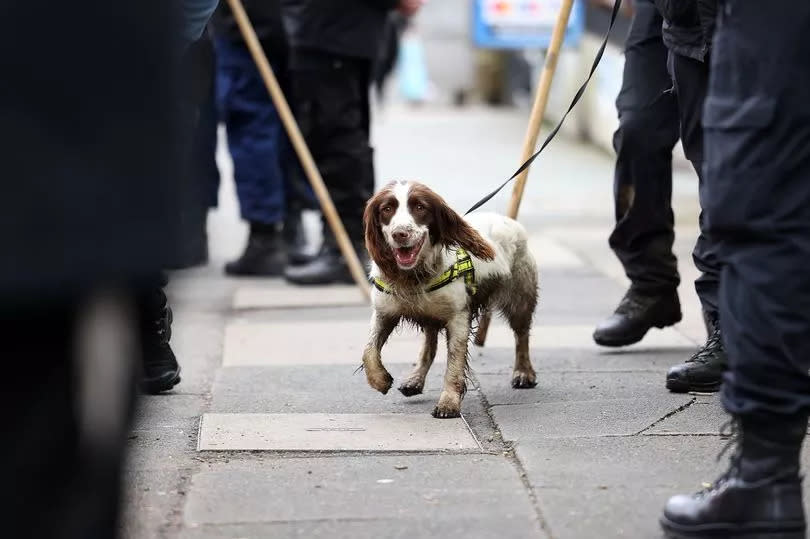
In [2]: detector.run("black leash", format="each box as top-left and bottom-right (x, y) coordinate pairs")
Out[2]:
(465, 0), (623, 215)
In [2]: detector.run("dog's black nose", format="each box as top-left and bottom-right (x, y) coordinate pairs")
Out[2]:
(392, 231), (409, 243)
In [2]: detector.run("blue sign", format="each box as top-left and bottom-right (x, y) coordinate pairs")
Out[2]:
(473, 0), (585, 49)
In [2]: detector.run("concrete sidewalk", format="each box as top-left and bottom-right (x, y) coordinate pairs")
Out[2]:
(122, 106), (806, 539)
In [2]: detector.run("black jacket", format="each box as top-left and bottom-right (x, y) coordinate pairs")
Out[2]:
(1, 1), (183, 305)
(654, 0), (717, 61)
(281, 0), (398, 61)
(212, 0), (288, 60)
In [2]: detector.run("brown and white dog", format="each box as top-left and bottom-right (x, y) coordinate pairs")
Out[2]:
(362, 180), (539, 418)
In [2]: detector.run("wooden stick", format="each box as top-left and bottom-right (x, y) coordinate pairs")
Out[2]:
(225, 0), (370, 301)
(474, 0), (575, 347)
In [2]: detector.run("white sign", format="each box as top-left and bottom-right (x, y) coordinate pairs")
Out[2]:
(480, 0), (566, 27)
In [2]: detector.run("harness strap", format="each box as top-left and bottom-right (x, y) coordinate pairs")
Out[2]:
(370, 248), (477, 296)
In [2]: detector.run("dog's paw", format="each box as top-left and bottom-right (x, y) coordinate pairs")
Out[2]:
(511, 369), (537, 389)
(432, 391), (461, 418)
(431, 405), (461, 419)
(366, 369), (394, 395)
(398, 376), (425, 397)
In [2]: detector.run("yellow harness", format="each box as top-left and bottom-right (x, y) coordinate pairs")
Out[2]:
(371, 248), (477, 296)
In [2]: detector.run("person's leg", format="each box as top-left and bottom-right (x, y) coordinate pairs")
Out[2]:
(275, 62), (316, 266)
(1, 292), (138, 539)
(594, 0), (682, 347)
(664, 52), (727, 393)
(285, 55), (374, 285)
(138, 271), (180, 394)
(215, 38), (288, 276)
(193, 79), (221, 211)
(167, 32), (215, 269)
(661, 2), (810, 536)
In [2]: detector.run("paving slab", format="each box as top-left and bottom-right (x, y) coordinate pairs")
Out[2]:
(481, 323), (694, 350)
(476, 370), (672, 406)
(183, 455), (541, 535)
(492, 396), (693, 440)
(534, 269), (627, 320)
(125, 424), (199, 472)
(471, 346), (697, 374)
(122, 469), (189, 539)
(133, 394), (207, 430)
(222, 320), (430, 367)
(645, 399), (726, 436)
(210, 365), (450, 415)
(197, 413), (480, 451)
(515, 436), (727, 539)
(527, 236), (586, 269)
(233, 285), (366, 310)
(181, 518), (545, 539)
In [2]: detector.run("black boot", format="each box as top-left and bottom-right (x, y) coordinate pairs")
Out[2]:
(661, 415), (807, 539)
(283, 210), (314, 266)
(284, 241), (368, 286)
(593, 288), (682, 347)
(666, 317), (727, 393)
(139, 284), (181, 394)
(225, 222), (286, 276)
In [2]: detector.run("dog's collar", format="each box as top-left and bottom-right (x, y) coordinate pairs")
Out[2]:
(371, 248), (477, 296)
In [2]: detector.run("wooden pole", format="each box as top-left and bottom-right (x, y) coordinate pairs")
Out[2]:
(225, 0), (370, 301)
(475, 0), (575, 346)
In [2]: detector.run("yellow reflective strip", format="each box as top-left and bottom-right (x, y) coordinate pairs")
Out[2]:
(373, 278), (392, 293)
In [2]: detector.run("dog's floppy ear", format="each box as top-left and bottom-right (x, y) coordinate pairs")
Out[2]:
(363, 188), (400, 278)
(432, 195), (495, 261)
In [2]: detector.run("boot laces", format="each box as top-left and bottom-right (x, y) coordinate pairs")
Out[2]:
(697, 419), (741, 496)
(686, 327), (723, 365)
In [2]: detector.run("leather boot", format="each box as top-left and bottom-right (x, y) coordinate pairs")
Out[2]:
(661, 415), (807, 538)
(666, 315), (727, 393)
(284, 240), (368, 286)
(225, 222), (286, 276)
(139, 281), (181, 394)
(593, 288), (682, 347)
(283, 209), (314, 266)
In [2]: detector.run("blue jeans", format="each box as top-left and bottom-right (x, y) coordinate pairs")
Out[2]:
(215, 37), (289, 224)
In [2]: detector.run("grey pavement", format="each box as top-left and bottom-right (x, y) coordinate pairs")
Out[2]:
(122, 105), (805, 539)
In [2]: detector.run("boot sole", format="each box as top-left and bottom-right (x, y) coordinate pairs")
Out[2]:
(141, 369), (181, 395)
(665, 377), (722, 393)
(284, 272), (356, 286)
(224, 264), (286, 277)
(661, 516), (805, 539)
(593, 315), (682, 348)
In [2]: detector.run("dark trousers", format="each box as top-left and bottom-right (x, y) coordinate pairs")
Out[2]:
(289, 51), (375, 242)
(669, 52), (721, 319)
(194, 85), (221, 210)
(215, 38), (291, 225)
(0, 297), (138, 539)
(609, 0), (681, 295)
(609, 0), (720, 319)
(705, 0), (810, 417)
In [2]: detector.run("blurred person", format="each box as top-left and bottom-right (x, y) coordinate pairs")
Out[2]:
(0, 2), (217, 538)
(140, 14), (222, 396)
(211, 0), (315, 276)
(592, 0), (724, 394)
(660, 1), (810, 537)
(373, 12), (408, 103)
(650, 0), (726, 393)
(281, 0), (424, 285)
(191, 27), (223, 219)
(592, 0), (682, 348)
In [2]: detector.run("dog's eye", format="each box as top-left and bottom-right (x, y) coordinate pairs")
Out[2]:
(381, 206), (393, 214)
(415, 203), (425, 212)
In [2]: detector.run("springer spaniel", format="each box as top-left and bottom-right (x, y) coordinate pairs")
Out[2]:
(361, 180), (539, 418)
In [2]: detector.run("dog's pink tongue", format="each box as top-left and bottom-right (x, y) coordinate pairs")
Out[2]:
(395, 247), (418, 266)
